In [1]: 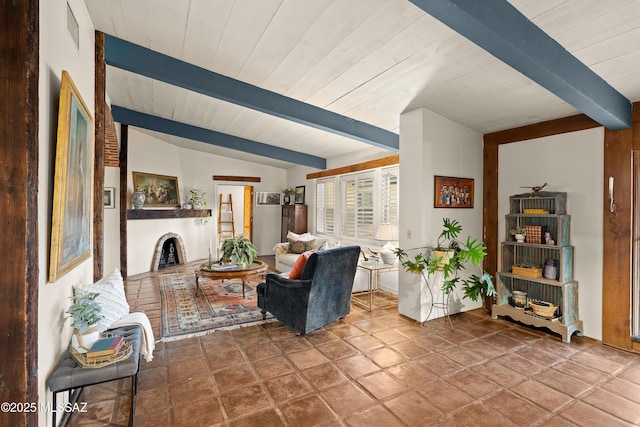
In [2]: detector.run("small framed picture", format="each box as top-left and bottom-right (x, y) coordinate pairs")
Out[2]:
(255, 192), (281, 206)
(103, 187), (115, 209)
(434, 176), (474, 208)
(294, 186), (305, 204)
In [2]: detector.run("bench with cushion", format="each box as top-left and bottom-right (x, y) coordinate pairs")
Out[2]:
(48, 325), (142, 427)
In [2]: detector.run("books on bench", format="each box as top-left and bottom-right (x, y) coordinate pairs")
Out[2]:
(86, 335), (125, 359)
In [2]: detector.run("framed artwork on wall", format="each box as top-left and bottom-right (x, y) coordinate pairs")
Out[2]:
(434, 175), (474, 208)
(132, 171), (181, 208)
(103, 187), (115, 209)
(294, 186), (305, 204)
(255, 192), (281, 206)
(49, 71), (94, 282)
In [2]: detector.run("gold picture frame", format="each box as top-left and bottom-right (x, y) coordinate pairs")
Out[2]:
(132, 171), (181, 208)
(49, 71), (94, 282)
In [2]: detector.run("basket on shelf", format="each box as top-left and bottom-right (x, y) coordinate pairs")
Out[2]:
(529, 300), (557, 318)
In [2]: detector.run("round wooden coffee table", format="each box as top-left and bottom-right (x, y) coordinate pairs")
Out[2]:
(195, 260), (268, 298)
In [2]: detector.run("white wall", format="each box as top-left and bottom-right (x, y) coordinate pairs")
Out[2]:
(38, 0), (96, 424)
(498, 127), (604, 339)
(398, 108), (485, 322)
(125, 129), (286, 275)
(104, 166), (121, 273)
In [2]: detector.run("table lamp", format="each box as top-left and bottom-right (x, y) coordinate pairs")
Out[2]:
(375, 223), (399, 265)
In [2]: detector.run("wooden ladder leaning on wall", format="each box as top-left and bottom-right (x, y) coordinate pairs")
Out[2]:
(218, 194), (235, 243)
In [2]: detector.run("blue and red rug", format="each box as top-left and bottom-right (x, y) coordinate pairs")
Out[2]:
(159, 272), (274, 341)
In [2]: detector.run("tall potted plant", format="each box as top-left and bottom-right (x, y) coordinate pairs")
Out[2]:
(395, 217), (495, 302)
(67, 291), (103, 350)
(220, 235), (258, 268)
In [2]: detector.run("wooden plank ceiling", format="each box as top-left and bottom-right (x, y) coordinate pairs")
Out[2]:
(85, 0), (640, 168)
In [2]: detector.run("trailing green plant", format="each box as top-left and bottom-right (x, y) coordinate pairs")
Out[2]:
(220, 235), (258, 266)
(67, 292), (103, 333)
(395, 217), (495, 302)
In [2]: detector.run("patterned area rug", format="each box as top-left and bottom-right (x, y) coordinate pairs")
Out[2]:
(159, 272), (273, 341)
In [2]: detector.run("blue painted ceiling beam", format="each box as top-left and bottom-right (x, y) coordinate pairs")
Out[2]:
(112, 106), (327, 169)
(409, 0), (632, 130)
(104, 34), (399, 151)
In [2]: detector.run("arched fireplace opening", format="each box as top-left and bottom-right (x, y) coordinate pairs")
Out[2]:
(151, 233), (187, 271)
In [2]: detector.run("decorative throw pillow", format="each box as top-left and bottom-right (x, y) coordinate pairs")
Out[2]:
(75, 268), (130, 332)
(288, 250), (314, 280)
(289, 238), (315, 254)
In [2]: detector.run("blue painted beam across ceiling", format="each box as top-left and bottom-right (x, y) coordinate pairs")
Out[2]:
(104, 34), (399, 151)
(409, 0), (632, 130)
(111, 106), (327, 169)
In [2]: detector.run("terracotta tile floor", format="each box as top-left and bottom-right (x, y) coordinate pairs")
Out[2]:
(67, 259), (640, 426)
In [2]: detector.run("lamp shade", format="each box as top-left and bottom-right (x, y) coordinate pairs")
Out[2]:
(375, 223), (399, 241)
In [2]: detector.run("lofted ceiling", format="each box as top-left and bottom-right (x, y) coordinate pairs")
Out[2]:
(85, 0), (640, 169)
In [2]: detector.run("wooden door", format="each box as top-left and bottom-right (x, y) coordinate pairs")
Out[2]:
(244, 186), (253, 241)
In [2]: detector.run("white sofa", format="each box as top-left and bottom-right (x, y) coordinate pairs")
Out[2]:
(272, 234), (397, 294)
(273, 234), (329, 273)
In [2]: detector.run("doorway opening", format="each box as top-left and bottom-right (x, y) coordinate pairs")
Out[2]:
(215, 184), (253, 248)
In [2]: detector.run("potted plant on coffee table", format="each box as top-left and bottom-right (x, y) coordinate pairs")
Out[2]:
(220, 235), (258, 268)
(67, 291), (103, 351)
(395, 217), (496, 309)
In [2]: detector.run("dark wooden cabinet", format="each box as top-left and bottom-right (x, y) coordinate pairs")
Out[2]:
(281, 205), (307, 242)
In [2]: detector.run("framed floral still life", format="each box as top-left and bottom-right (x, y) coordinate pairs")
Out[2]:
(49, 71), (94, 282)
(132, 172), (181, 208)
(434, 175), (474, 208)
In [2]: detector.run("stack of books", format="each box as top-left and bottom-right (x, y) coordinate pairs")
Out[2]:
(85, 335), (125, 360)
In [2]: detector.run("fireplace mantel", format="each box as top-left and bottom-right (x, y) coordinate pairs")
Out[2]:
(127, 209), (212, 220)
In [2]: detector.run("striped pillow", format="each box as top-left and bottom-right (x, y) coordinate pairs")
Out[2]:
(76, 269), (130, 332)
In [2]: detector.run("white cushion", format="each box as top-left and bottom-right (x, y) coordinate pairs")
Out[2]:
(287, 231), (315, 241)
(76, 268), (130, 332)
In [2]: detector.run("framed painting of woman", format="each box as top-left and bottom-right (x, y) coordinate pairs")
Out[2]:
(49, 71), (94, 282)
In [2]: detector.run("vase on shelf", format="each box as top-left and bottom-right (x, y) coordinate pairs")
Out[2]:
(131, 189), (146, 209)
(283, 195), (291, 205)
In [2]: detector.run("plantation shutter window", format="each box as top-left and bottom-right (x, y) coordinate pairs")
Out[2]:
(316, 179), (335, 235)
(341, 173), (374, 239)
(381, 167), (399, 225)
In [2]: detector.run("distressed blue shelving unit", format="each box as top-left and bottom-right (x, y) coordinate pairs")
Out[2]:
(492, 192), (584, 343)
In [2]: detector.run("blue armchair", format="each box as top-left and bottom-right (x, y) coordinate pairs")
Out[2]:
(257, 246), (360, 335)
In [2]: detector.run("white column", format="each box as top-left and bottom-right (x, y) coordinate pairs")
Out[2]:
(397, 108), (485, 322)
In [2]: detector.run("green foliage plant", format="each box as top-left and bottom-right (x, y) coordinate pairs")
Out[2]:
(67, 292), (103, 333)
(395, 217), (496, 302)
(509, 226), (526, 236)
(188, 188), (207, 208)
(220, 235), (258, 267)
(282, 187), (296, 196)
